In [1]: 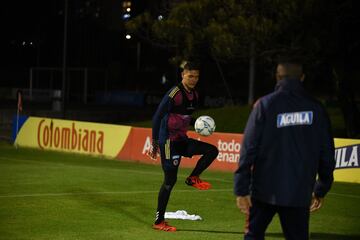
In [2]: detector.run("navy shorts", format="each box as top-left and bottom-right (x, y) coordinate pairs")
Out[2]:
(159, 138), (215, 171)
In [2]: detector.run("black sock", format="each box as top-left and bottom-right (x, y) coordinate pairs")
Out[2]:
(154, 169), (177, 224)
(155, 183), (173, 224)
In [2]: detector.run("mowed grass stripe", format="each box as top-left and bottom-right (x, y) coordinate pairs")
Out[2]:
(0, 189), (359, 199)
(0, 156), (233, 183)
(2, 155), (359, 199)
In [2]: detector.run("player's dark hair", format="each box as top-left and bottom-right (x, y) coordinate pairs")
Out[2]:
(182, 61), (200, 71)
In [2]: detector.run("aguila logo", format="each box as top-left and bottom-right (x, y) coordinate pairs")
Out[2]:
(37, 119), (104, 153)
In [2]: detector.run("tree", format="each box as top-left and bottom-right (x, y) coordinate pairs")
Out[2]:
(128, 0), (359, 136)
(127, 0), (294, 102)
(270, 0), (359, 137)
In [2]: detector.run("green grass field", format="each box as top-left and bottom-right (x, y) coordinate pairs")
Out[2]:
(0, 142), (359, 240)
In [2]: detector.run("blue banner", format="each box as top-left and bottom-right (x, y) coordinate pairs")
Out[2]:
(12, 115), (29, 143)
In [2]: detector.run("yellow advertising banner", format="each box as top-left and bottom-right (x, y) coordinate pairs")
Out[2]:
(14, 117), (359, 183)
(333, 138), (360, 183)
(15, 117), (131, 158)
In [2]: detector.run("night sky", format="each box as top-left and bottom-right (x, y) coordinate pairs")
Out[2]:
(1, 1), (171, 91)
(1, 1), (359, 101)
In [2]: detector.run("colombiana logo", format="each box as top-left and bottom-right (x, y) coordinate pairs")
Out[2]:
(37, 119), (104, 153)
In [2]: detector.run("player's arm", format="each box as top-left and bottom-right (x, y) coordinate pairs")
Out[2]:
(234, 100), (265, 213)
(149, 90), (174, 159)
(312, 106), (335, 211)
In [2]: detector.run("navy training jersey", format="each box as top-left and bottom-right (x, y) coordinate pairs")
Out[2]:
(152, 83), (198, 144)
(234, 78), (335, 207)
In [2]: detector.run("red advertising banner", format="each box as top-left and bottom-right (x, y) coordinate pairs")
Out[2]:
(116, 127), (243, 172)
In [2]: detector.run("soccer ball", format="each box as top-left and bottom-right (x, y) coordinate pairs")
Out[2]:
(194, 116), (216, 136)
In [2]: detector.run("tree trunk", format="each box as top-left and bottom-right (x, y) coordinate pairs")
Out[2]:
(333, 65), (360, 138)
(248, 42), (255, 105)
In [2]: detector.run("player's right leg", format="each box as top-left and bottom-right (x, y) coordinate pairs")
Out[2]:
(153, 140), (180, 231)
(153, 169), (177, 225)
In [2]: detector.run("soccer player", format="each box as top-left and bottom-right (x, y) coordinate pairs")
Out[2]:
(234, 59), (335, 240)
(149, 61), (219, 232)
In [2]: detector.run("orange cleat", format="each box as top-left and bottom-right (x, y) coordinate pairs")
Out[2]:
(152, 221), (177, 232)
(185, 176), (211, 190)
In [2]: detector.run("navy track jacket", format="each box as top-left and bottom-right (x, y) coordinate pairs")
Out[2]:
(234, 78), (335, 207)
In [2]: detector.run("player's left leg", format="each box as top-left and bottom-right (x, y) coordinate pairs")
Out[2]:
(184, 138), (218, 190)
(278, 205), (310, 240)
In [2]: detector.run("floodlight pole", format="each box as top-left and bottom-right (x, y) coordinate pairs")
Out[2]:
(136, 41), (141, 72)
(62, 0), (69, 118)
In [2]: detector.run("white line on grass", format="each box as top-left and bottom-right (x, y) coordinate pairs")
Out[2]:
(0, 188), (232, 198)
(328, 192), (360, 199)
(115, 169), (232, 183)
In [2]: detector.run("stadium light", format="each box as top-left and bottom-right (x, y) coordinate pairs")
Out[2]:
(122, 13), (131, 20)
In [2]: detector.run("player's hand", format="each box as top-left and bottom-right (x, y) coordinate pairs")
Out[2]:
(147, 139), (159, 160)
(310, 193), (324, 212)
(236, 195), (252, 214)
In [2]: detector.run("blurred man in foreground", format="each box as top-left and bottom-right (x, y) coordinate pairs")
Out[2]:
(234, 59), (335, 240)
